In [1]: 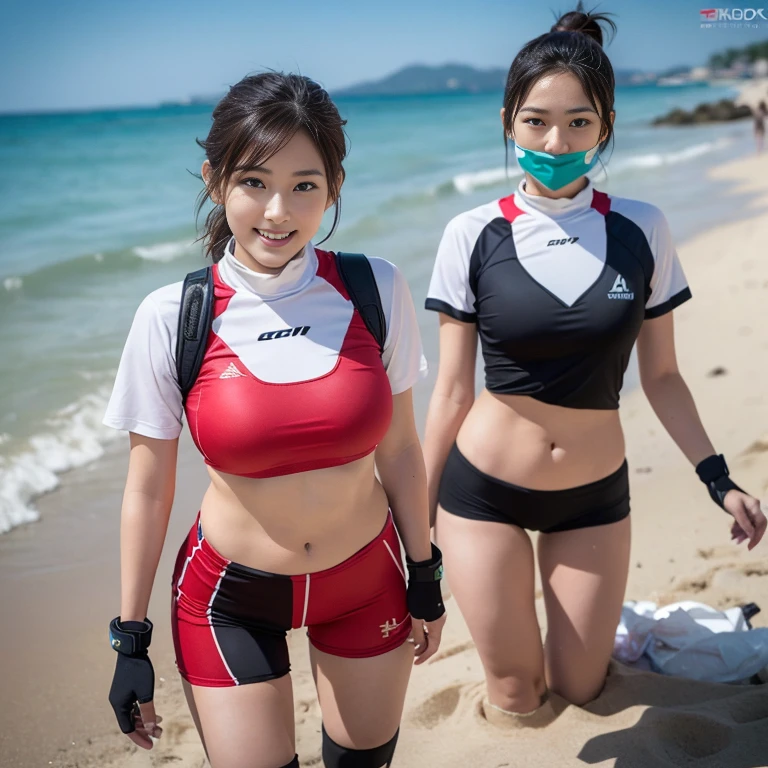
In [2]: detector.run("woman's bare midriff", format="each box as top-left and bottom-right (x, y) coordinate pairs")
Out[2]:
(198, 453), (390, 575)
(456, 389), (626, 490)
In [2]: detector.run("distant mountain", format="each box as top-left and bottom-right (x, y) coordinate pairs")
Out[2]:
(334, 64), (658, 97)
(615, 69), (656, 86)
(334, 64), (506, 96)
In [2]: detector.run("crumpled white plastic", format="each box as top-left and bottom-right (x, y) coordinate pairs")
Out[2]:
(613, 600), (768, 683)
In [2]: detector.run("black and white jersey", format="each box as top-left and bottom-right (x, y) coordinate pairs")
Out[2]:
(425, 181), (691, 410)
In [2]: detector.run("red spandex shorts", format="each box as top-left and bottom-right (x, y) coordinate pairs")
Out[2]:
(171, 512), (411, 687)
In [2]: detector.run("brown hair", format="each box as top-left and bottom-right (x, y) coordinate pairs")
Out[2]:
(196, 72), (347, 261)
(502, 3), (617, 157)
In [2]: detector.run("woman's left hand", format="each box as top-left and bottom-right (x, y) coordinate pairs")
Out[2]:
(410, 613), (446, 665)
(725, 490), (767, 550)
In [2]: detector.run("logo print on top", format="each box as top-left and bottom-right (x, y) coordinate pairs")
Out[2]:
(258, 326), (311, 341)
(220, 363), (246, 379)
(607, 275), (634, 300)
(547, 237), (580, 247)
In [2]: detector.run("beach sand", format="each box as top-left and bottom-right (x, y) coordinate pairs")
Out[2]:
(3, 149), (768, 768)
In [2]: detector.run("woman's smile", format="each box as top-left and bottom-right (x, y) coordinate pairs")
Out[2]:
(255, 228), (297, 248)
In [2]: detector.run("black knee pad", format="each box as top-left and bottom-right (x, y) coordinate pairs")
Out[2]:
(279, 755), (299, 768)
(321, 725), (399, 767)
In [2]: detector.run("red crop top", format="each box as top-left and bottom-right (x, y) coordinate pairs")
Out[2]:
(103, 240), (427, 478)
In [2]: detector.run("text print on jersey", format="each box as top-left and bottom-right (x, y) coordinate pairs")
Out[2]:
(258, 326), (311, 341)
(547, 237), (580, 246)
(607, 275), (634, 300)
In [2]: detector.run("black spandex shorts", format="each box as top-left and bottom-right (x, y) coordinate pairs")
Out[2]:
(438, 443), (630, 533)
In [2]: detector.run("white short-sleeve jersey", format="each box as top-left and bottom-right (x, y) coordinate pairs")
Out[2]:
(104, 241), (427, 477)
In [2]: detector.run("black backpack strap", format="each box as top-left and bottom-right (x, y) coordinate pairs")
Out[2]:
(335, 252), (386, 354)
(175, 266), (214, 403)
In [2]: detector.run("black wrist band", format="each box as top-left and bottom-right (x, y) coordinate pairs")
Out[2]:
(695, 454), (744, 511)
(109, 617), (153, 655)
(695, 454), (730, 484)
(406, 543), (444, 583)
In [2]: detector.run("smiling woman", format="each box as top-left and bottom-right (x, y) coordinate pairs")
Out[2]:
(101, 72), (446, 768)
(196, 75), (346, 273)
(202, 130), (333, 272)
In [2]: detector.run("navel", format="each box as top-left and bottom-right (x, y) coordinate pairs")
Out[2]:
(304, 542), (311, 554)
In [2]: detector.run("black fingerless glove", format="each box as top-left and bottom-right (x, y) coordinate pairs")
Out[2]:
(406, 543), (445, 622)
(107, 618), (155, 734)
(695, 454), (744, 512)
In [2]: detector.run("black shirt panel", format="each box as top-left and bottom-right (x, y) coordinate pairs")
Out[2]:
(473, 216), (648, 409)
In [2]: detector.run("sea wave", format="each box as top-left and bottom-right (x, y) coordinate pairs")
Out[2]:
(441, 139), (733, 198)
(132, 240), (194, 262)
(2, 236), (201, 291)
(0, 386), (120, 535)
(3, 276), (23, 291)
(450, 166), (522, 194)
(609, 138), (732, 173)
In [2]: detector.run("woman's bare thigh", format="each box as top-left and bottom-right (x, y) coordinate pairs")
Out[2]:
(537, 516), (631, 705)
(436, 507), (546, 712)
(311, 641), (412, 749)
(183, 674), (295, 768)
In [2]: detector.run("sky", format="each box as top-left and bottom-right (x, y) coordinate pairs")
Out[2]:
(2, 0), (768, 113)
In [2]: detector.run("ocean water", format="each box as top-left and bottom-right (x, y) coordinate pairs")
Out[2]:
(0, 82), (757, 534)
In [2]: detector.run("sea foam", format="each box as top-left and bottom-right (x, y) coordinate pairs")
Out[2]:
(0, 388), (120, 535)
(132, 240), (192, 262)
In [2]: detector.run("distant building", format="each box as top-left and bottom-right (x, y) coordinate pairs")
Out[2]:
(629, 72), (658, 85)
(753, 59), (768, 78)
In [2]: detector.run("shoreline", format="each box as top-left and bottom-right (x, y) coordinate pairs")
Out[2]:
(3, 150), (768, 767)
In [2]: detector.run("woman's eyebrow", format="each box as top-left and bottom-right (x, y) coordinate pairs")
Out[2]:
(236, 163), (271, 173)
(519, 106), (597, 115)
(235, 165), (324, 177)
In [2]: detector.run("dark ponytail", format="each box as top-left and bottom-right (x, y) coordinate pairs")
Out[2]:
(503, 3), (617, 156)
(550, 2), (616, 46)
(195, 72), (347, 262)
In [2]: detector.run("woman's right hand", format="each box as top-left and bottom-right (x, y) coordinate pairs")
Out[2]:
(108, 651), (162, 748)
(411, 612), (447, 665)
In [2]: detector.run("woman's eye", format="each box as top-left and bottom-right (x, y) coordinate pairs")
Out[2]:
(242, 177), (265, 188)
(525, 118), (545, 127)
(571, 118), (591, 128)
(295, 181), (318, 192)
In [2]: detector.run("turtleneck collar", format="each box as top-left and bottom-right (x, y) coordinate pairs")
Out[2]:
(217, 237), (317, 299)
(514, 179), (595, 217)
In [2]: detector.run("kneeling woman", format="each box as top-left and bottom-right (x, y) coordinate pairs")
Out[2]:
(423, 6), (765, 725)
(104, 72), (445, 768)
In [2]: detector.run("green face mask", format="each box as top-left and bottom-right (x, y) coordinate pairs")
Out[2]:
(514, 142), (600, 190)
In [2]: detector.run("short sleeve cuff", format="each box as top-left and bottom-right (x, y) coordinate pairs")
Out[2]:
(102, 416), (182, 440)
(645, 287), (692, 320)
(424, 298), (476, 323)
(388, 356), (429, 395)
